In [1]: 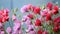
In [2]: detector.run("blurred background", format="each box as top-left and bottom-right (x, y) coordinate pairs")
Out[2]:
(0, 0), (60, 10)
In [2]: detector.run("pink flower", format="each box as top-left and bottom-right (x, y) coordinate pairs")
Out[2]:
(0, 23), (3, 27)
(51, 9), (58, 15)
(31, 6), (36, 11)
(12, 14), (16, 20)
(13, 20), (21, 31)
(12, 31), (19, 34)
(1, 31), (5, 34)
(25, 20), (32, 25)
(6, 27), (12, 33)
(13, 25), (20, 31)
(41, 9), (48, 17)
(28, 30), (36, 34)
(20, 5), (28, 13)
(19, 29), (22, 34)
(26, 25), (34, 32)
(27, 4), (32, 10)
(4, 8), (9, 13)
(42, 31), (48, 34)
(22, 15), (30, 22)
(27, 14), (34, 19)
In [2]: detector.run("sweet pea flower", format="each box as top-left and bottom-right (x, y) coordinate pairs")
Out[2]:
(51, 9), (58, 15)
(53, 26), (59, 32)
(26, 25), (34, 32)
(37, 29), (42, 34)
(13, 25), (20, 32)
(19, 29), (22, 34)
(51, 5), (59, 15)
(54, 5), (59, 11)
(41, 9), (48, 17)
(35, 18), (41, 26)
(25, 19), (32, 25)
(27, 4), (32, 10)
(46, 13), (52, 21)
(27, 14), (34, 19)
(34, 7), (41, 14)
(22, 15), (30, 22)
(0, 9), (9, 23)
(42, 31), (48, 34)
(12, 31), (19, 34)
(20, 5), (28, 13)
(20, 4), (33, 13)
(31, 6), (36, 11)
(13, 19), (21, 31)
(6, 27), (12, 34)
(13, 19), (22, 34)
(12, 14), (16, 21)
(53, 16), (60, 26)
(4, 9), (9, 13)
(1, 31), (5, 34)
(47, 2), (53, 10)
(0, 23), (3, 27)
(28, 30), (36, 34)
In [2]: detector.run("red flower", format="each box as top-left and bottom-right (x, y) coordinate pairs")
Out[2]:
(35, 19), (41, 26)
(47, 2), (53, 10)
(37, 30), (42, 34)
(58, 26), (60, 29)
(53, 16), (60, 32)
(46, 13), (51, 21)
(54, 6), (59, 11)
(0, 18), (2, 22)
(53, 16), (60, 26)
(42, 31), (48, 34)
(53, 26), (59, 32)
(28, 14), (34, 19)
(51, 9), (58, 15)
(0, 9), (9, 23)
(31, 6), (36, 11)
(34, 7), (41, 14)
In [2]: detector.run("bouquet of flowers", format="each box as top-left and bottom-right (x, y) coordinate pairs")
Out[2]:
(0, 2), (60, 34)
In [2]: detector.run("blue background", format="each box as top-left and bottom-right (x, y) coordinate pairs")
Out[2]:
(0, 0), (60, 10)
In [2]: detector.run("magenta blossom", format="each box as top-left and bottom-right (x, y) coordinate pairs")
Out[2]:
(28, 30), (36, 34)
(1, 31), (5, 34)
(6, 27), (12, 34)
(25, 19), (32, 25)
(22, 15), (30, 22)
(26, 25), (34, 32)
(12, 14), (16, 21)
(41, 9), (48, 17)
(20, 5), (28, 13)
(0, 23), (3, 27)
(13, 19), (21, 31)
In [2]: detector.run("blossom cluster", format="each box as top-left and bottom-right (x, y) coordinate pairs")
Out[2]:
(20, 2), (60, 34)
(0, 2), (60, 34)
(0, 9), (9, 34)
